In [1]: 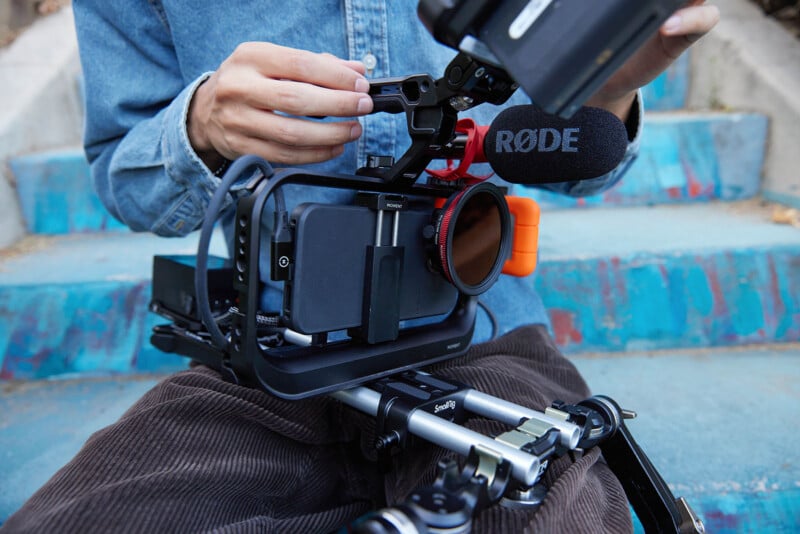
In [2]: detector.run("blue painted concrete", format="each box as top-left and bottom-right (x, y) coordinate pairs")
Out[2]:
(0, 232), (225, 379)
(535, 203), (800, 353)
(1, 344), (797, 530)
(10, 113), (743, 239)
(573, 346), (800, 533)
(764, 190), (800, 211)
(1, 204), (797, 378)
(17, 113), (763, 229)
(640, 53), (689, 112)
(519, 113), (768, 209)
(10, 149), (128, 235)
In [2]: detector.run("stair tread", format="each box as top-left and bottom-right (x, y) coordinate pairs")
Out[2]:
(538, 200), (800, 261)
(1, 201), (795, 288)
(0, 230), (227, 286)
(573, 344), (800, 494)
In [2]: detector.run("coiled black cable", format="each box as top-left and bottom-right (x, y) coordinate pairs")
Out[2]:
(194, 155), (281, 349)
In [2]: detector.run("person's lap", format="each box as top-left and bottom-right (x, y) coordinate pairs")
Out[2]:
(2, 325), (631, 533)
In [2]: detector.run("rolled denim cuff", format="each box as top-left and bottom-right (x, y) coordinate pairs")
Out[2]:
(155, 72), (236, 234)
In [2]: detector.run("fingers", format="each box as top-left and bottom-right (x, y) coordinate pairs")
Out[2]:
(191, 42), (376, 166)
(245, 77), (373, 117)
(223, 43), (373, 117)
(212, 111), (363, 164)
(229, 137), (347, 166)
(211, 99), (367, 164)
(661, 4), (720, 40)
(233, 42), (370, 95)
(658, 4), (720, 59)
(228, 107), (362, 149)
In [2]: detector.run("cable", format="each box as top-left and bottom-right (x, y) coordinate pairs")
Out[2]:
(195, 155), (276, 349)
(477, 298), (498, 341)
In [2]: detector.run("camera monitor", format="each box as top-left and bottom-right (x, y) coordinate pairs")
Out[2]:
(419, 0), (685, 117)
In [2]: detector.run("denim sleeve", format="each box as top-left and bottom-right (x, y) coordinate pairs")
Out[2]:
(72, 1), (226, 236)
(534, 91), (643, 198)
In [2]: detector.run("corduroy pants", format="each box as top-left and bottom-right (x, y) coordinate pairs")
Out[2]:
(3, 325), (632, 533)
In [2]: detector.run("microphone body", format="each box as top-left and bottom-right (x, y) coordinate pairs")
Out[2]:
(474, 106), (629, 185)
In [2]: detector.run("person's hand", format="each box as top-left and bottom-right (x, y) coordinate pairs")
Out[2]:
(187, 42), (374, 171)
(586, 1), (721, 121)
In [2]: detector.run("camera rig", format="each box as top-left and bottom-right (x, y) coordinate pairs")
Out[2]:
(149, 1), (702, 532)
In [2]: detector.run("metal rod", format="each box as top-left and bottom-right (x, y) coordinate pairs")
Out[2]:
(392, 210), (400, 246)
(375, 209), (384, 245)
(332, 387), (541, 486)
(463, 389), (581, 449)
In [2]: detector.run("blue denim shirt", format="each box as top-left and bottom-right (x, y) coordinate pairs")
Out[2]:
(72, 0), (641, 340)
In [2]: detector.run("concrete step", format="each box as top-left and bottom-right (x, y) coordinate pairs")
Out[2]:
(519, 111), (768, 209)
(535, 201), (800, 353)
(9, 148), (128, 235)
(1, 202), (798, 379)
(1, 343), (797, 531)
(0, 231), (226, 379)
(640, 53), (690, 112)
(8, 111), (767, 236)
(574, 344), (800, 533)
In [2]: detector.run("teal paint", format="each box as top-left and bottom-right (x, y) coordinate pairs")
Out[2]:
(633, 491), (800, 534)
(10, 149), (128, 235)
(519, 113), (767, 208)
(538, 246), (800, 354)
(0, 282), (185, 378)
(0, 229), (227, 379)
(640, 54), (689, 111)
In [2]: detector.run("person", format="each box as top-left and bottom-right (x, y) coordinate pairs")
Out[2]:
(2, 2), (719, 533)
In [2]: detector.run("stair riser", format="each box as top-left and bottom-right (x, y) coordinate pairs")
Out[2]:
(521, 113), (768, 208)
(0, 282), (184, 379)
(2, 245), (797, 379)
(538, 246), (800, 352)
(10, 151), (127, 235)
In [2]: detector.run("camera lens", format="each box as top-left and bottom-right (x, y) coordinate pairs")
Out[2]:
(433, 182), (511, 295)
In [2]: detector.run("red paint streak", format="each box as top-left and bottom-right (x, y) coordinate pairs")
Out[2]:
(701, 256), (739, 342)
(687, 176), (703, 198)
(703, 261), (729, 320)
(611, 256), (628, 300)
(682, 157), (712, 199)
(667, 186), (682, 199)
(550, 309), (583, 346)
(597, 258), (625, 315)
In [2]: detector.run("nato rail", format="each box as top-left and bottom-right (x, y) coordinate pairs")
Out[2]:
(336, 371), (704, 534)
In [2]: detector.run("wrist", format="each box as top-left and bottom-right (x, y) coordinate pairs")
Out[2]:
(187, 77), (226, 171)
(584, 90), (637, 123)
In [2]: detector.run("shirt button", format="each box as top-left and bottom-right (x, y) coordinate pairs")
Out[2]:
(362, 53), (378, 71)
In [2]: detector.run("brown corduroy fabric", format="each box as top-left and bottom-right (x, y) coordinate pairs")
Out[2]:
(2, 325), (632, 533)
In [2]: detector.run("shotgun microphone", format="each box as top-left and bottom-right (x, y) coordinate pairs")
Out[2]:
(475, 105), (629, 185)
